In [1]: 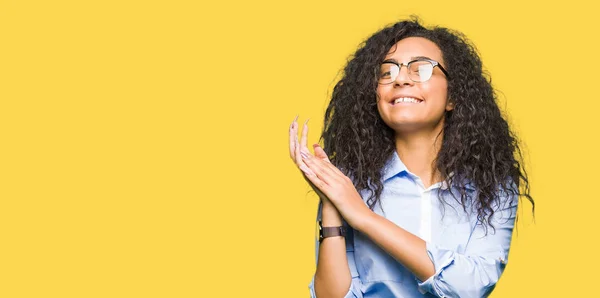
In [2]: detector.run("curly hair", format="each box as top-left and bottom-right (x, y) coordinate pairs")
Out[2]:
(321, 17), (534, 230)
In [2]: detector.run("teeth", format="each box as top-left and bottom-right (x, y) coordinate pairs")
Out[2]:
(394, 97), (421, 104)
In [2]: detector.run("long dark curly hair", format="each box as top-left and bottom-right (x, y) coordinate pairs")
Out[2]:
(321, 17), (534, 229)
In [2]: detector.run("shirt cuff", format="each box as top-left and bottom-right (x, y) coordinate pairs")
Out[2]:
(416, 241), (456, 297)
(309, 276), (363, 298)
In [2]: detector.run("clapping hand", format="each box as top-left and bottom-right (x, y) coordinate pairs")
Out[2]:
(288, 116), (332, 204)
(288, 116), (370, 227)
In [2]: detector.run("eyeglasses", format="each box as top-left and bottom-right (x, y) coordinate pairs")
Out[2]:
(378, 58), (450, 84)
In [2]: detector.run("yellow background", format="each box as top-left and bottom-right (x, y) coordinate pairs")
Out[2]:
(1, 0), (597, 297)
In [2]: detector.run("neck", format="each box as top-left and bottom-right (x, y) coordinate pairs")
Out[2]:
(394, 127), (444, 188)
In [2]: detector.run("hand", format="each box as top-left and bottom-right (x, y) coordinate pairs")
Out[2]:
(288, 116), (331, 204)
(298, 143), (371, 228)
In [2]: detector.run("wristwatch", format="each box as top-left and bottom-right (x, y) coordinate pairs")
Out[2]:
(318, 220), (347, 242)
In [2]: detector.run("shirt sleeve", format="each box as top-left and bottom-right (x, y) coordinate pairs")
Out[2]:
(308, 202), (363, 298)
(417, 193), (518, 298)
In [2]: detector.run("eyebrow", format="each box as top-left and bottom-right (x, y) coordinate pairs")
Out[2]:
(382, 56), (435, 64)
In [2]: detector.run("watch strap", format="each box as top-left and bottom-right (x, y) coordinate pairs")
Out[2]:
(319, 221), (347, 242)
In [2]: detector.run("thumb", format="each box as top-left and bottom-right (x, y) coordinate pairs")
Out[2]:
(313, 144), (330, 162)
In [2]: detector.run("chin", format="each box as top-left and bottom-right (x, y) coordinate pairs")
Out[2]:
(383, 119), (421, 131)
(391, 123), (424, 133)
(384, 115), (420, 127)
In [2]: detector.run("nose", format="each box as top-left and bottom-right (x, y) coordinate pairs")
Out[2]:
(394, 64), (413, 87)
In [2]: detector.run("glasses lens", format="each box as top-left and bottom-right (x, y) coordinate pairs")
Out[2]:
(409, 60), (434, 82)
(378, 63), (399, 84)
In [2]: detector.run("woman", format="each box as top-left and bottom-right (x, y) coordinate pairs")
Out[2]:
(289, 18), (534, 298)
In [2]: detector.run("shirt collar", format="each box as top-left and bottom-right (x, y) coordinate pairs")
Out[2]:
(381, 151), (476, 191)
(382, 151), (408, 181)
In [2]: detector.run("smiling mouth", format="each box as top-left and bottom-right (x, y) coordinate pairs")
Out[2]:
(392, 97), (423, 104)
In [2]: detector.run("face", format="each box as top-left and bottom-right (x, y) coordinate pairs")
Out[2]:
(376, 37), (452, 134)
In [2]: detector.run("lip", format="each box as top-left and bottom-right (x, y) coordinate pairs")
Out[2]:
(389, 94), (424, 105)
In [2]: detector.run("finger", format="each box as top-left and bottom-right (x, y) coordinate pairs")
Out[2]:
(289, 115), (298, 160)
(322, 159), (348, 179)
(301, 164), (328, 193)
(301, 118), (310, 152)
(299, 166), (327, 199)
(306, 147), (348, 180)
(297, 139), (317, 176)
(299, 163), (316, 177)
(294, 121), (305, 168)
(301, 150), (338, 185)
(313, 143), (330, 162)
(312, 144), (343, 175)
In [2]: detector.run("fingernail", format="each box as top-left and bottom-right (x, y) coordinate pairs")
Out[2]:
(294, 115), (299, 122)
(304, 118), (310, 125)
(300, 150), (310, 159)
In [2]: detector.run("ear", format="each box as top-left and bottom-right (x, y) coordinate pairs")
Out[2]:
(445, 99), (455, 111)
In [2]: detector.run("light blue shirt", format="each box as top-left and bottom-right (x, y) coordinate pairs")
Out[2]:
(309, 151), (517, 298)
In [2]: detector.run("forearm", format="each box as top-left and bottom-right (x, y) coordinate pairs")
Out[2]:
(314, 202), (352, 298)
(354, 211), (435, 281)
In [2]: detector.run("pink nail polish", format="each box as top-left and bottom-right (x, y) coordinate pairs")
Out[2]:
(300, 151), (309, 159)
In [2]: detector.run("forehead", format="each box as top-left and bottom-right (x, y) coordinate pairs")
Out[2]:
(384, 37), (443, 63)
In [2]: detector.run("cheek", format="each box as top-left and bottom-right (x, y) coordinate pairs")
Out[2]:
(375, 87), (387, 112)
(376, 98), (385, 117)
(376, 86), (384, 102)
(422, 82), (448, 106)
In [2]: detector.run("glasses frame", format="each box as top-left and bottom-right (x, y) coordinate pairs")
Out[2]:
(378, 58), (450, 84)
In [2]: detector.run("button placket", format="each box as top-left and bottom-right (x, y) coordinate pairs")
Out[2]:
(419, 187), (432, 243)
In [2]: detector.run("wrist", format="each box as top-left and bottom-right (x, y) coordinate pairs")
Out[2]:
(350, 205), (375, 233)
(321, 201), (343, 226)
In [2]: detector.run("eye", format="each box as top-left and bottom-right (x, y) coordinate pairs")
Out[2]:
(380, 71), (391, 78)
(410, 61), (433, 73)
